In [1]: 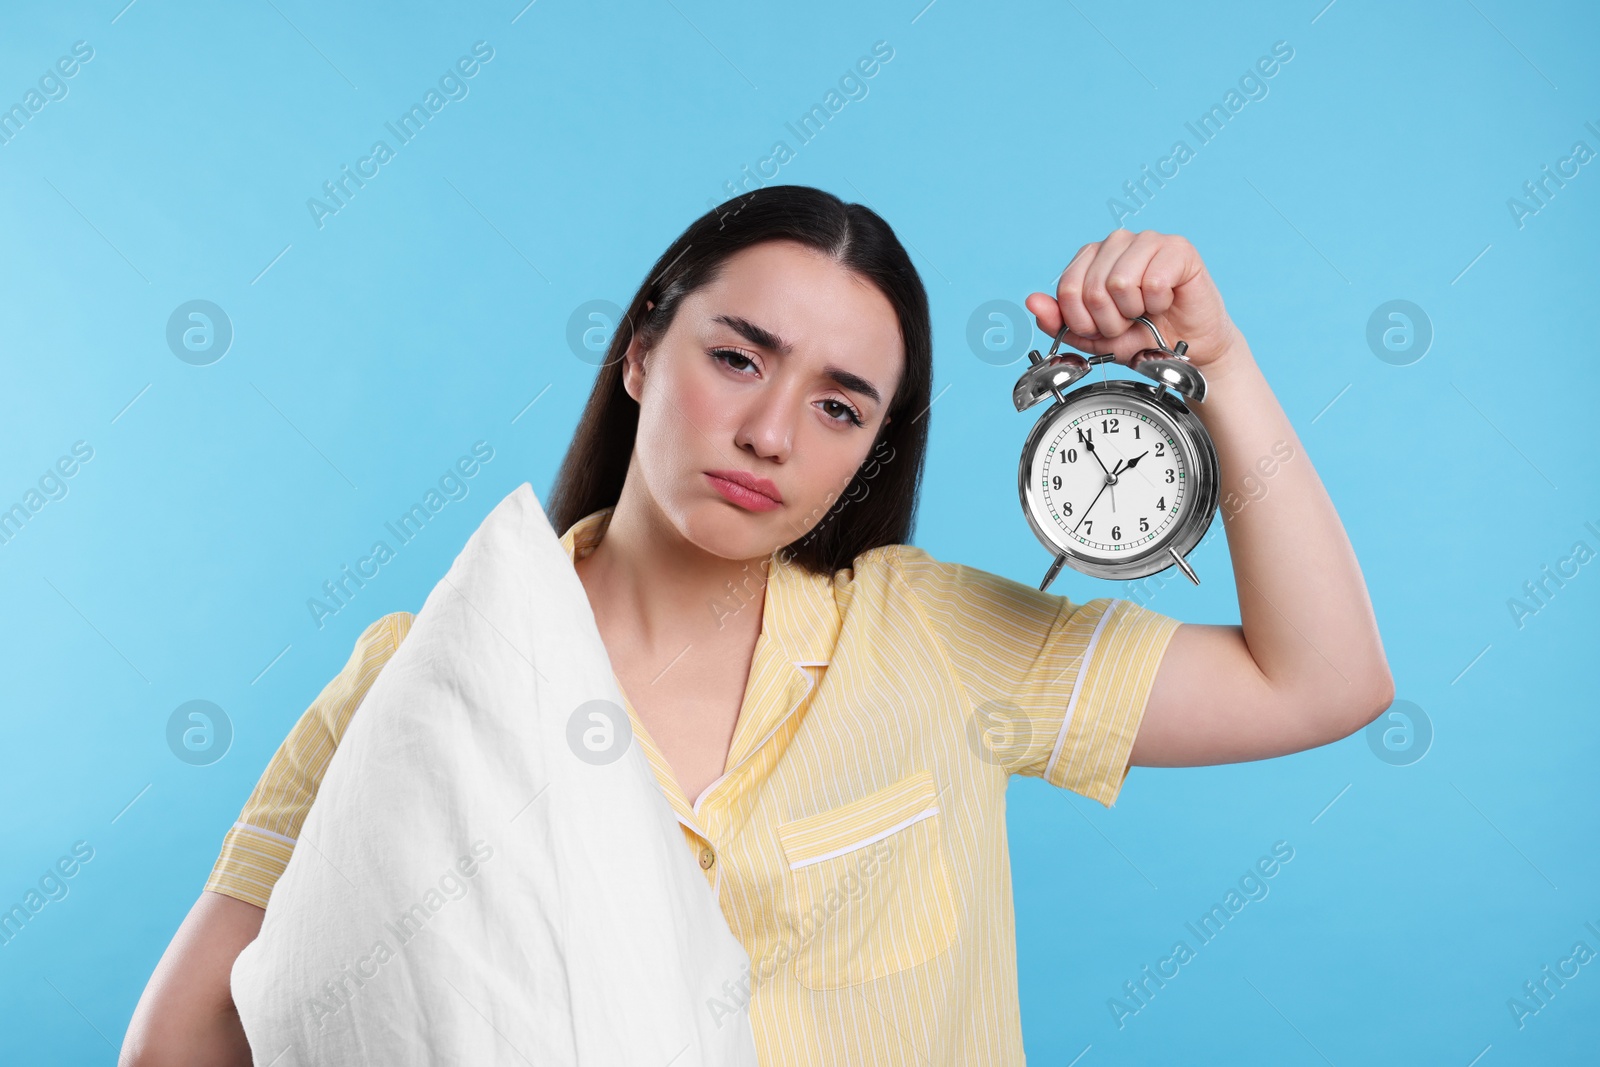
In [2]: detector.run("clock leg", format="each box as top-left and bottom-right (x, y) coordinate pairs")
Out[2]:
(1039, 554), (1068, 593)
(1169, 546), (1201, 586)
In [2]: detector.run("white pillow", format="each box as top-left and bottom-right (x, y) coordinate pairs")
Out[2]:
(231, 482), (758, 1066)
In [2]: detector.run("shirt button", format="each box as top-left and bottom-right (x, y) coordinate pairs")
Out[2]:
(699, 846), (716, 870)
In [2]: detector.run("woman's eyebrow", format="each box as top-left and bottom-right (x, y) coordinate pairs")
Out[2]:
(713, 313), (883, 406)
(715, 314), (793, 354)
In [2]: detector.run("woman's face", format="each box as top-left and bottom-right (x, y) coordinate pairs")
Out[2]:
(622, 239), (905, 563)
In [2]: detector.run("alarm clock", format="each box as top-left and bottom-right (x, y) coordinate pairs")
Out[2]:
(1012, 316), (1219, 592)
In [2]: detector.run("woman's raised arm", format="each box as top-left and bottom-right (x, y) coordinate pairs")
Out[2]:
(1026, 229), (1395, 767)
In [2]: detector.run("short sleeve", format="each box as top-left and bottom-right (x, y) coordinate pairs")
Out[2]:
(893, 545), (1183, 808)
(203, 611), (415, 908)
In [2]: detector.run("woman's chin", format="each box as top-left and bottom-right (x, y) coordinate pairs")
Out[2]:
(676, 501), (782, 561)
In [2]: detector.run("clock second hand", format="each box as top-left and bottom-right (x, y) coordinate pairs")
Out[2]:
(1109, 449), (1150, 514)
(1072, 449), (1151, 534)
(1073, 458), (1125, 533)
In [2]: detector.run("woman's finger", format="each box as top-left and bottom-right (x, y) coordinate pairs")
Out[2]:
(1080, 229), (1138, 338)
(1138, 235), (1198, 321)
(1056, 241), (1107, 337)
(1022, 291), (1061, 339)
(1105, 230), (1166, 322)
(1053, 241), (1101, 338)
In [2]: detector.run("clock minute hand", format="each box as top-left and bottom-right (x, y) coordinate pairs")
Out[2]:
(1079, 433), (1113, 481)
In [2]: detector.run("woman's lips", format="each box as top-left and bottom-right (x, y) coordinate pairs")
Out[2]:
(705, 472), (782, 512)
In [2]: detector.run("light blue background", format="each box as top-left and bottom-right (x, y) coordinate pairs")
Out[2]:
(2, 0), (1597, 1062)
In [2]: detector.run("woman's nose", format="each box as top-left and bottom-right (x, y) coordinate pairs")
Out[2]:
(734, 392), (797, 462)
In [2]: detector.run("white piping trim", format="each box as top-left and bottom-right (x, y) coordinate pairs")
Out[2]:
(689, 777), (722, 815)
(670, 803), (711, 842)
(233, 821), (297, 847)
(692, 658), (824, 817)
(787, 803), (940, 870)
(1044, 598), (1120, 782)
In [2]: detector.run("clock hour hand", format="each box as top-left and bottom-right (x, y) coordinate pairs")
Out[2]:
(1110, 450), (1150, 511)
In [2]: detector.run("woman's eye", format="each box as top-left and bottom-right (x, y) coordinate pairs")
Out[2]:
(822, 399), (864, 427)
(711, 348), (756, 372)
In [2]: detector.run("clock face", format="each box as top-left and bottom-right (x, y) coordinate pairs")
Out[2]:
(1027, 398), (1188, 562)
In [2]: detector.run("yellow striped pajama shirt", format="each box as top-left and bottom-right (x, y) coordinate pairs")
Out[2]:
(207, 505), (1183, 1064)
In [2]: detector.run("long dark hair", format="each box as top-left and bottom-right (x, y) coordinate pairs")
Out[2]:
(546, 185), (932, 576)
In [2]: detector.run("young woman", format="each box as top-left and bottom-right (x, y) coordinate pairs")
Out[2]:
(122, 185), (1392, 1064)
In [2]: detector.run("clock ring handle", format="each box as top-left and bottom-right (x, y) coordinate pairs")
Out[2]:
(1045, 316), (1188, 362)
(1021, 315), (1208, 408)
(1133, 315), (1180, 356)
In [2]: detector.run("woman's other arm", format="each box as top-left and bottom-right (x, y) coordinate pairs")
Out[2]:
(119, 892), (262, 1067)
(1027, 230), (1394, 767)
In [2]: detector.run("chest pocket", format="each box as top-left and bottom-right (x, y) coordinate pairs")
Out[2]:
(775, 769), (959, 990)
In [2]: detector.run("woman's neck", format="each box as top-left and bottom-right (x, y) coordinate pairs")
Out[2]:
(573, 478), (773, 659)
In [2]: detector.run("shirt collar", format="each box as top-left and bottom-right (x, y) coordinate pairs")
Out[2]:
(559, 505), (841, 665)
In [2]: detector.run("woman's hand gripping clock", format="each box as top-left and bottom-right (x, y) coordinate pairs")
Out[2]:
(1024, 228), (1249, 381)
